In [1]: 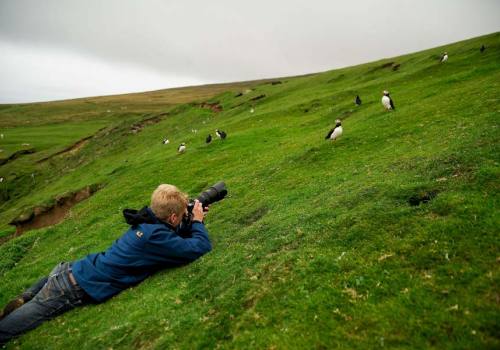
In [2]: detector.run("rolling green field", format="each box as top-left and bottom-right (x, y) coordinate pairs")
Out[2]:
(0, 32), (499, 349)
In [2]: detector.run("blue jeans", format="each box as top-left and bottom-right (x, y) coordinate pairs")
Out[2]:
(0, 262), (91, 345)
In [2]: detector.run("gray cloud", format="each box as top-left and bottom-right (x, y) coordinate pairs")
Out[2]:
(0, 0), (499, 102)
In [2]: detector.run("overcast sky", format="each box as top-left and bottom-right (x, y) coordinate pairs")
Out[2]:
(0, 0), (499, 103)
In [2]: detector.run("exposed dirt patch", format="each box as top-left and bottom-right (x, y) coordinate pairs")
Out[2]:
(197, 102), (223, 113)
(269, 81), (283, 85)
(6, 184), (103, 240)
(129, 113), (169, 134)
(392, 64), (401, 71)
(0, 148), (36, 166)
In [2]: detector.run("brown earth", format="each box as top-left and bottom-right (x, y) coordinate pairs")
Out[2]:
(197, 102), (223, 113)
(129, 113), (169, 134)
(5, 185), (101, 242)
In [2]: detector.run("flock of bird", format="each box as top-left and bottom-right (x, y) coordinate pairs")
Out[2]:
(325, 88), (395, 142)
(324, 46), (486, 142)
(158, 46), (485, 152)
(0, 44), (489, 191)
(163, 129), (228, 153)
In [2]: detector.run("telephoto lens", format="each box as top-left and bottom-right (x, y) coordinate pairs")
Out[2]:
(185, 181), (228, 224)
(177, 182), (228, 237)
(195, 181), (228, 208)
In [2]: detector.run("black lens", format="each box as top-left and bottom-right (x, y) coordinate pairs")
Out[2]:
(196, 181), (227, 207)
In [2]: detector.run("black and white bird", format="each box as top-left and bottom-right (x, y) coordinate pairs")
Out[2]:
(325, 119), (343, 141)
(440, 52), (448, 63)
(381, 90), (395, 111)
(480, 45), (486, 53)
(206, 134), (212, 144)
(216, 129), (227, 139)
(355, 95), (362, 106)
(162, 138), (169, 145)
(177, 143), (186, 153)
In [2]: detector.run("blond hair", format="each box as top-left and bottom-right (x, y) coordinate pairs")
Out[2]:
(150, 184), (188, 221)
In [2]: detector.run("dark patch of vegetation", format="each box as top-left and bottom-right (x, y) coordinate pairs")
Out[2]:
(297, 99), (323, 113)
(106, 165), (128, 176)
(381, 61), (395, 68)
(0, 148), (36, 166)
(292, 146), (322, 163)
(339, 110), (354, 119)
(408, 190), (438, 206)
(37, 135), (95, 163)
(230, 93), (267, 109)
(327, 74), (346, 83)
(250, 94), (266, 102)
(368, 61), (401, 73)
(0, 235), (37, 276)
(238, 206), (269, 227)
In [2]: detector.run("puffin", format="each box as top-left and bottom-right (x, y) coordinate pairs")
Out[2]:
(177, 143), (186, 153)
(216, 129), (227, 139)
(381, 91), (395, 111)
(206, 134), (212, 144)
(325, 119), (343, 141)
(480, 45), (485, 53)
(355, 95), (362, 106)
(162, 138), (169, 145)
(440, 52), (448, 63)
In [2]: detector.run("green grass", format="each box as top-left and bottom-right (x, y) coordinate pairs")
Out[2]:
(0, 32), (499, 349)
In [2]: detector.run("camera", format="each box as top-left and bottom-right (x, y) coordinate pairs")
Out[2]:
(184, 181), (228, 225)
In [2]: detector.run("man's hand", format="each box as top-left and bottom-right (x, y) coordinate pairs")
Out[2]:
(192, 200), (205, 222)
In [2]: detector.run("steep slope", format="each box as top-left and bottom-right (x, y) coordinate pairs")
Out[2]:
(0, 32), (499, 349)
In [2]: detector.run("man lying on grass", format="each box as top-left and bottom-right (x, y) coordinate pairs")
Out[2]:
(0, 184), (211, 345)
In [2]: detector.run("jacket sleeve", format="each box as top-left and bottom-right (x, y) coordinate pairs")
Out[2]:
(146, 222), (212, 264)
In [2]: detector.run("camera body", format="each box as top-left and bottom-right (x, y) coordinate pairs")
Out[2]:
(183, 181), (228, 226)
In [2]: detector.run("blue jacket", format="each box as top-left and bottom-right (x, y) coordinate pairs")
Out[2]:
(72, 207), (211, 302)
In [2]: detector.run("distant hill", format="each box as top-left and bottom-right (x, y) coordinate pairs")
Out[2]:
(0, 32), (499, 349)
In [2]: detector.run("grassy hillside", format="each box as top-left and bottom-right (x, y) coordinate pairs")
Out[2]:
(0, 32), (499, 349)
